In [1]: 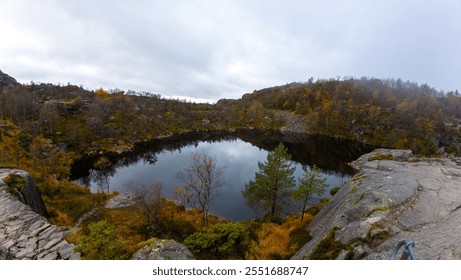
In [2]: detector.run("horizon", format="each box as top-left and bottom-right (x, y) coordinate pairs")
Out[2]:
(2, 68), (456, 104)
(1, 0), (460, 102)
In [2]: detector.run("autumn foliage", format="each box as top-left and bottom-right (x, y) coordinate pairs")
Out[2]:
(2, 76), (461, 259)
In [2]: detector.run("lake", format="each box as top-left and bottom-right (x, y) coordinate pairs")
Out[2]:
(71, 130), (374, 221)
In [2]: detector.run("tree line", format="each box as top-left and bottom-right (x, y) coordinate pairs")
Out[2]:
(3, 76), (461, 162)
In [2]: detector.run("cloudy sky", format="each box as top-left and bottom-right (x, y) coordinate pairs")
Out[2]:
(1, 0), (460, 102)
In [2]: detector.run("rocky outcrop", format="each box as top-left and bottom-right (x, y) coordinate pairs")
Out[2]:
(292, 149), (461, 260)
(105, 193), (140, 209)
(131, 239), (195, 260)
(276, 111), (309, 134)
(0, 169), (48, 217)
(0, 70), (18, 88)
(0, 169), (80, 260)
(0, 244), (13, 260)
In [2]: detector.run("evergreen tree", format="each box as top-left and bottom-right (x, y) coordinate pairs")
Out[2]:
(242, 143), (295, 222)
(293, 165), (327, 222)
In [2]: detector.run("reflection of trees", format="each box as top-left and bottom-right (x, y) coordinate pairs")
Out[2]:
(238, 130), (375, 175)
(73, 130), (376, 190)
(90, 157), (115, 193)
(142, 151), (158, 165)
(90, 169), (111, 193)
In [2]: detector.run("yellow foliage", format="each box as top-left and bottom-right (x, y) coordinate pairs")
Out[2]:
(48, 209), (74, 227)
(0, 120), (30, 167)
(95, 88), (110, 100)
(102, 208), (145, 256)
(247, 214), (313, 260)
(66, 228), (83, 245)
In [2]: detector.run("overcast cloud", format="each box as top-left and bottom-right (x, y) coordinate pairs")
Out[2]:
(1, 0), (460, 102)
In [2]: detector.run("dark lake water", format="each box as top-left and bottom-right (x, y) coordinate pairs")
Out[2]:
(71, 131), (374, 221)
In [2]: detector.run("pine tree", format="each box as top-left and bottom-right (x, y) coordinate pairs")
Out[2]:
(293, 165), (327, 222)
(242, 143), (295, 222)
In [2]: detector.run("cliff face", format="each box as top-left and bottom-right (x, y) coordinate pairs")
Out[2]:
(3, 170), (48, 217)
(292, 149), (461, 260)
(0, 169), (79, 260)
(0, 70), (18, 88)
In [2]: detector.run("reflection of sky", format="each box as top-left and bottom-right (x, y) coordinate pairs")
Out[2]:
(84, 139), (349, 221)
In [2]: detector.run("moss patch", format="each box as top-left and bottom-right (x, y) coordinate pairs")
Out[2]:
(371, 154), (393, 161)
(367, 206), (389, 216)
(350, 173), (368, 183)
(354, 193), (365, 205)
(349, 185), (357, 194)
(368, 224), (391, 246)
(309, 227), (350, 260)
(3, 174), (26, 199)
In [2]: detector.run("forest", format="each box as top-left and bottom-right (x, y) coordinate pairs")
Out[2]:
(1, 72), (461, 259)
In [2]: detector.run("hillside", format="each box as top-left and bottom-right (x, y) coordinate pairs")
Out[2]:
(2, 71), (461, 259)
(2, 72), (461, 161)
(228, 78), (461, 156)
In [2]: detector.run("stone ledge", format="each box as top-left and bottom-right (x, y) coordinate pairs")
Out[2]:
(0, 169), (80, 260)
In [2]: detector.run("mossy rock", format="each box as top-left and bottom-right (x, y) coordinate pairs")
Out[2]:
(3, 174), (26, 200)
(3, 174), (26, 189)
(371, 154), (393, 161)
(354, 193), (365, 205)
(309, 227), (350, 260)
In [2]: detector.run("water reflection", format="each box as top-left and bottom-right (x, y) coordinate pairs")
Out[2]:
(72, 131), (374, 221)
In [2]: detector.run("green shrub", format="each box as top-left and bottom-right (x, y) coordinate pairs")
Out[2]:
(76, 220), (129, 260)
(38, 179), (111, 226)
(184, 222), (257, 259)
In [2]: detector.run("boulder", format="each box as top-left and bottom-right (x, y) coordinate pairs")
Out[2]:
(292, 149), (461, 260)
(105, 193), (140, 209)
(131, 239), (195, 260)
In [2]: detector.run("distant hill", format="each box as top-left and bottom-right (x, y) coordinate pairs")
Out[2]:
(221, 78), (461, 155)
(0, 70), (18, 88)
